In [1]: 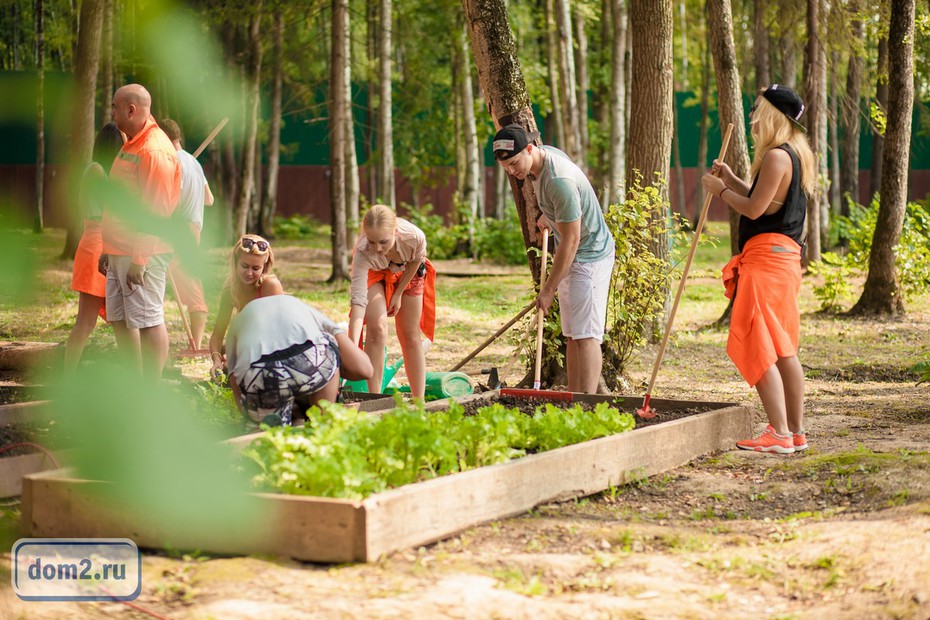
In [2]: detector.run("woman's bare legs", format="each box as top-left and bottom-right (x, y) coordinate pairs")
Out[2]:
(395, 293), (425, 399)
(63, 293), (104, 372)
(363, 283), (389, 393)
(754, 355), (805, 436)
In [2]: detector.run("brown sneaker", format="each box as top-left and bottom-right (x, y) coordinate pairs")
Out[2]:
(736, 425), (795, 454)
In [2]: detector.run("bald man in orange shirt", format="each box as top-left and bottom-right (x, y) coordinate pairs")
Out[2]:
(100, 83), (181, 379)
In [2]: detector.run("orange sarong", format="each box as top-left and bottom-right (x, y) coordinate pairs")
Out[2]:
(367, 259), (436, 341)
(70, 219), (107, 321)
(722, 233), (802, 387)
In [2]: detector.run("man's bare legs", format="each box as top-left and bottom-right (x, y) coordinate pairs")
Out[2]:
(139, 324), (169, 380)
(566, 337), (602, 393)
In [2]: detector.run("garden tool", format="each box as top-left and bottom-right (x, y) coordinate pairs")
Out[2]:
(637, 123), (734, 419)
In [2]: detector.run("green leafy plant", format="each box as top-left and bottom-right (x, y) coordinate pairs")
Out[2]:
(601, 173), (695, 389)
(911, 360), (930, 385)
(242, 398), (635, 500)
(273, 214), (328, 241)
(810, 197), (930, 311)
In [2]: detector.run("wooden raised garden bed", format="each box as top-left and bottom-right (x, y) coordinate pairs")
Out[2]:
(0, 401), (67, 498)
(22, 392), (751, 563)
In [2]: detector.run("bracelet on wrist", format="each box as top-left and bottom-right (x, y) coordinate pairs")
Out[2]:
(210, 351), (223, 361)
(720, 187), (730, 199)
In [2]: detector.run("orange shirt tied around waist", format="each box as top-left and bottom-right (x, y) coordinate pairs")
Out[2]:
(722, 233), (802, 387)
(366, 260), (436, 342)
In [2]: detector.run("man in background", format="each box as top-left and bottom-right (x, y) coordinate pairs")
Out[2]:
(160, 118), (215, 351)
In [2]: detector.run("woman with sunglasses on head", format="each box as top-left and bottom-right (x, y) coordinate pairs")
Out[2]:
(701, 84), (815, 455)
(208, 234), (285, 380)
(348, 204), (436, 398)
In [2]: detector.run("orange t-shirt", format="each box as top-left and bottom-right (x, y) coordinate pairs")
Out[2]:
(103, 115), (181, 265)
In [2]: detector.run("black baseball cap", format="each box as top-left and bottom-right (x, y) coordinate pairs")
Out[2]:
(492, 124), (540, 160)
(761, 84), (806, 132)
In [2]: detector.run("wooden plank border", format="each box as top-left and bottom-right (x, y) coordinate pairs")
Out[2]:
(24, 400), (751, 563)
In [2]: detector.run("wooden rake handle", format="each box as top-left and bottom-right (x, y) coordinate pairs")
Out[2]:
(533, 228), (550, 390)
(192, 117), (229, 159)
(644, 122), (734, 396)
(167, 266), (197, 351)
(449, 300), (536, 372)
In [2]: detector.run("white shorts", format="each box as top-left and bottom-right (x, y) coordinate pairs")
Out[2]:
(105, 254), (169, 329)
(557, 250), (614, 342)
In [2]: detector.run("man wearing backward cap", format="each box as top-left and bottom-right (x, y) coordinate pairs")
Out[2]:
(492, 124), (615, 393)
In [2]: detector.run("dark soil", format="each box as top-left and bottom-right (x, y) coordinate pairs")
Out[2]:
(0, 421), (61, 457)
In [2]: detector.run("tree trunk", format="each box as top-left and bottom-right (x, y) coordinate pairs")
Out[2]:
(260, 10), (284, 238)
(554, 0), (581, 161)
(753, 0), (770, 88)
(233, 4), (263, 238)
(840, 7), (864, 215)
(544, 0), (565, 149)
(34, 0), (45, 233)
(778, 1), (798, 88)
(366, 0), (378, 201)
(493, 163), (507, 220)
(62, 0), (104, 258)
(377, 0), (395, 209)
(344, 5), (360, 230)
(604, 0), (627, 209)
(100, 0), (113, 115)
(870, 32), (888, 200)
(462, 0), (545, 283)
(678, 0), (688, 89)
(627, 0), (674, 327)
(329, 0), (350, 281)
(707, 0), (751, 258)
(802, 0), (824, 263)
(850, 0), (913, 316)
(455, 23), (481, 254)
(696, 37), (710, 227)
(672, 98), (686, 223)
(573, 4), (590, 163)
(592, 0), (612, 192)
(829, 52), (841, 226)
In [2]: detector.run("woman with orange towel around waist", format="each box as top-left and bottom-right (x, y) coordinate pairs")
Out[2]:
(348, 204), (435, 398)
(701, 84), (815, 455)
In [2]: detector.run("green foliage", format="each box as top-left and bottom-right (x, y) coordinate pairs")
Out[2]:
(810, 197), (930, 311)
(273, 213), (327, 241)
(473, 206), (529, 265)
(402, 202), (466, 260)
(601, 173), (694, 388)
(243, 398), (635, 499)
(911, 360), (930, 385)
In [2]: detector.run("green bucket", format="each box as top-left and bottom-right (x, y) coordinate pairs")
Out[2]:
(424, 371), (474, 399)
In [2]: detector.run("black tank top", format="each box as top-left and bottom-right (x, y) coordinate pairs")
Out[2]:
(738, 144), (807, 251)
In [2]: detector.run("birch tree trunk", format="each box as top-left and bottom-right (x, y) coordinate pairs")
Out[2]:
(545, 0), (565, 149)
(829, 53), (841, 222)
(100, 0), (113, 115)
(554, 0), (581, 161)
(802, 0), (824, 263)
(696, 40), (710, 226)
(840, 6), (864, 215)
(851, 0), (913, 316)
(604, 0), (626, 209)
(62, 0), (104, 258)
(329, 0), (350, 280)
(454, 24), (481, 253)
(366, 0), (378, 201)
(707, 0), (751, 259)
(260, 10), (284, 238)
(233, 4), (263, 238)
(870, 32), (888, 199)
(34, 0), (45, 233)
(344, 4), (359, 230)
(377, 0), (395, 208)
(573, 4), (590, 163)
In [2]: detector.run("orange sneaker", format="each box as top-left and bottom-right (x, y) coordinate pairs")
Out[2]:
(793, 431), (808, 451)
(736, 425), (795, 454)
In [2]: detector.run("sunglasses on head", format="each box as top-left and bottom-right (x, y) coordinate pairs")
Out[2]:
(241, 237), (269, 253)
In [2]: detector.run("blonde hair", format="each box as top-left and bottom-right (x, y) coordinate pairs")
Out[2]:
(749, 97), (816, 197)
(227, 234), (275, 309)
(362, 204), (397, 234)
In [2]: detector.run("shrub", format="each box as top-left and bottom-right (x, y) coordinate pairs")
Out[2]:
(601, 173), (695, 390)
(273, 214), (328, 241)
(810, 197), (930, 311)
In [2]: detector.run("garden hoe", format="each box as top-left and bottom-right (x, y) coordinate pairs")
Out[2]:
(637, 122), (734, 419)
(500, 229), (572, 403)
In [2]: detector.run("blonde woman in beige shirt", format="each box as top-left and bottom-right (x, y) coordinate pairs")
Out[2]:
(348, 205), (436, 398)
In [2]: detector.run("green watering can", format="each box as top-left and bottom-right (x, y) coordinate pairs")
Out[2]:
(342, 348), (404, 394)
(394, 371), (475, 400)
